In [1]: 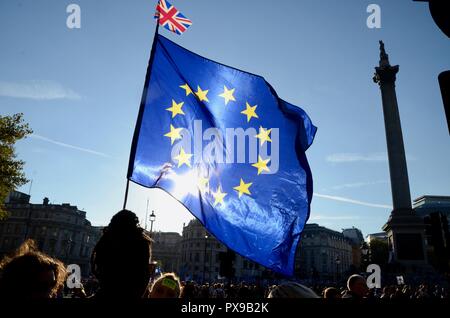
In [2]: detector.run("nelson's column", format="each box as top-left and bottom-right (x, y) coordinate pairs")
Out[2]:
(373, 41), (427, 267)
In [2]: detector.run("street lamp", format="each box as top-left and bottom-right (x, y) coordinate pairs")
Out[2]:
(66, 237), (72, 263)
(361, 244), (369, 268)
(203, 234), (208, 283)
(149, 210), (156, 265)
(361, 246), (369, 257)
(149, 210), (156, 236)
(335, 256), (341, 282)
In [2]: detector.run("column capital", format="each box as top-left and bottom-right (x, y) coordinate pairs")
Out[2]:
(373, 65), (399, 85)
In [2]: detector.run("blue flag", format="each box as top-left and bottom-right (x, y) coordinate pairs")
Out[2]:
(128, 34), (317, 276)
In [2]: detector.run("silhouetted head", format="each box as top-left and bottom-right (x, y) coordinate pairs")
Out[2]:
(0, 239), (66, 299)
(91, 209), (152, 299)
(323, 287), (341, 299)
(180, 280), (196, 298)
(149, 272), (181, 298)
(347, 274), (369, 298)
(268, 282), (319, 298)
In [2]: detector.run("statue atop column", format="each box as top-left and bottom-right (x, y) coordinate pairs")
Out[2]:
(373, 40), (398, 83)
(379, 40), (391, 67)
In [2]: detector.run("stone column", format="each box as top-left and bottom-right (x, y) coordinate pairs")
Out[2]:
(373, 41), (427, 266)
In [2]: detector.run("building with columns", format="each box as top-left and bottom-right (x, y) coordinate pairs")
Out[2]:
(178, 219), (354, 282)
(342, 227), (365, 270)
(413, 195), (450, 272)
(151, 231), (182, 272)
(0, 191), (102, 277)
(178, 219), (264, 282)
(366, 232), (388, 244)
(414, 195), (450, 231)
(295, 223), (353, 280)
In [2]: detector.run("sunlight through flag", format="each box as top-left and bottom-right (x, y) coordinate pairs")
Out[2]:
(127, 33), (316, 276)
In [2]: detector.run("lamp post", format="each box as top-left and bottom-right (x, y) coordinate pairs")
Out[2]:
(361, 244), (369, 269)
(203, 234), (208, 283)
(149, 210), (156, 236)
(65, 237), (72, 264)
(149, 210), (156, 264)
(335, 256), (341, 283)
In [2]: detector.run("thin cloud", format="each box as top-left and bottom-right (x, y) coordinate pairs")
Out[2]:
(30, 134), (109, 158)
(326, 153), (387, 163)
(331, 180), (388, 190)
(0, 80), (80, 100)
(309, 214), (360, 221)
(326, 152), (416, 163)
(313, 192), (392, 209)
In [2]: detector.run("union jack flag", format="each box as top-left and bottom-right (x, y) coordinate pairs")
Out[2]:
(154, 0), (192, 35)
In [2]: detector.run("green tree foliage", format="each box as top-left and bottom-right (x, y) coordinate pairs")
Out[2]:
(0, 113), (32, 219)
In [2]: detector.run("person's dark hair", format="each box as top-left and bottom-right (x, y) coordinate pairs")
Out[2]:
(91, 209), (152, 299)
(268, 282), (319, 298)
(0, 239), (66, 299)
(323, 287), (340, 299)
(347, 274), (364, 290)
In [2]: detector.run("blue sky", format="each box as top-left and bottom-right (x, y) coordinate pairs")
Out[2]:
(1, 0), (449, 237)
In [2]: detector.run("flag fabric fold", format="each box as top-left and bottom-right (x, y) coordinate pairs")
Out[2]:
(128, 33), (317, 276)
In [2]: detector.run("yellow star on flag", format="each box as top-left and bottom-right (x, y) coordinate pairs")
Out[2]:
(195, 85), (209, 102)
(255, 126), (272, 146)
(166, 100), (185, 118)
(233, 178), (252, 198)
(198, 176), (210, 192)
(173, 147), (193, 168)
(218, 85), (236, 105)
(179, 83), (193, 96)
(252, 155), (271, 175)
(241, 102), (259, 122)
(212, 186), (227, 207)
(164, 124), (183, 145)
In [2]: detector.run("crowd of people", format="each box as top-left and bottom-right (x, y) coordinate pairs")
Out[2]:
(0, 209), (449, 300)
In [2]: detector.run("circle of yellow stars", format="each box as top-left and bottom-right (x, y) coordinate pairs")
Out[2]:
(163, 82), (274, 207)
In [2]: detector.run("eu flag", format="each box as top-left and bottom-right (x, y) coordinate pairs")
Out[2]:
(128, 34), (317, 276)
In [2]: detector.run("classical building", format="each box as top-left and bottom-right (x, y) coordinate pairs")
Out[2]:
(342, 227), (364, 246)
(366, 232), (388, 244)
(413, 195), (450, 272)
(178, 220), (355, 282)
(0, 191), (102, 277)
(178, 219), (264, 282)
(295, 223), (353, 280)
(342, 227), (364, 269)
(413, 195), (450, 230)
(151, 231), (182, 272)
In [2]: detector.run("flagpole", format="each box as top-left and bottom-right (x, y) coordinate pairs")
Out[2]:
(155, 6), (160, 34)
(123, 8), (160, 211)
(123, 180), (130, 210)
